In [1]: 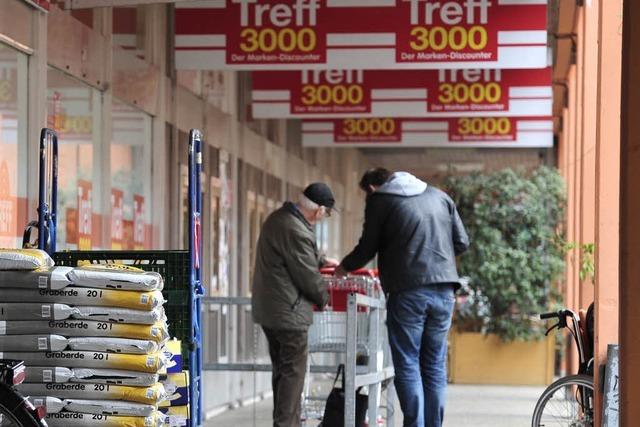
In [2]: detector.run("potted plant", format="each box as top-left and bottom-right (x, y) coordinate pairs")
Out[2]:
(444, 166), (566, 385)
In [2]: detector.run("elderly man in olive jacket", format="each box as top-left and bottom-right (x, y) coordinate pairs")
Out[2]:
(252, 183), (337, 427)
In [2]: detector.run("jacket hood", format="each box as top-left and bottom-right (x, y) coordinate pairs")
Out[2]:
(376, 172), (428, 197)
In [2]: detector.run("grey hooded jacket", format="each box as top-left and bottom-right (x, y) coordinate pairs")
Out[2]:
(341, 172), (470, 294)
(252, 202), (329, 331)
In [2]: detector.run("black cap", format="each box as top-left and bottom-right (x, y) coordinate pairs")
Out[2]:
(303, 183), (336, 210)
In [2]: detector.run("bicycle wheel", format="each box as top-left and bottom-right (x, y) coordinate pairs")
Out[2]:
(532, 374), (594, 427)
(0, 384), (44, 427)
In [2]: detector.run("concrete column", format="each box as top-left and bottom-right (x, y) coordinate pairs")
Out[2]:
(93, 8), (113, 250)
(27, 8), (48, 214)
(620, 0), (640, 423)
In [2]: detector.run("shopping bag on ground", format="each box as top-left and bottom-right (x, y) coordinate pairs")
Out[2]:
(320, 364), (368, 427)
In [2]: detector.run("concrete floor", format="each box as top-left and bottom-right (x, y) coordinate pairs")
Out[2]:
(206, 384), (544, 427)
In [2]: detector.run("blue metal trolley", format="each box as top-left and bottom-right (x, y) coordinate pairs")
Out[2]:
(24, 128), (205, 426)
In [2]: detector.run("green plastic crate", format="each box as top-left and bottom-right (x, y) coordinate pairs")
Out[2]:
(53, 250), (192, 368)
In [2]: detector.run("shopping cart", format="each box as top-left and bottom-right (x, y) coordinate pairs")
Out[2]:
(308, 269), (383, 354)
(303, 269), (386, 425)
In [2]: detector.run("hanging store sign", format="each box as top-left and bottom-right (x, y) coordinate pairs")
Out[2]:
(302, 116), (553, 148)
(252, 67), (552, 118)
(175, 0), (548, 70)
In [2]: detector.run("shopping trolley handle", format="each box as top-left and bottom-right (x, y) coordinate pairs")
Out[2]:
(320, 267), (378, 277)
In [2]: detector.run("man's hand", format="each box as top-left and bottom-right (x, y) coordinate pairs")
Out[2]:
(322, 258), (340, 268)
(335, 265), (349, 278)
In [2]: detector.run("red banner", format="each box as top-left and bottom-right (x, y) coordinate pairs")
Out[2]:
(252, 67), (551, 118)
(175, 0), (548, 70)
(334, 118), (402, 143)
(77, 180), (92, 250)
(303, 116), (552, 148)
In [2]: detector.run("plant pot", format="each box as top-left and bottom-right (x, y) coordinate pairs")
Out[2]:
(448, 331), (554, 386)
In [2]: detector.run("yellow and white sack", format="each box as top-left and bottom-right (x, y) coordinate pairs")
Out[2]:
(46, 411), (164, 427)
(69, 264), (163, 291)
(24, 366), (159, 387)
(160, 406), (188, 427)
(71, 368), (159, 387)
(0, 334), (68, 352)
(0, 249), (53, 270)
(62, 399), (157, 417)
(68, 337), (159, 355)
(25, 367), (74, 384)
(72, 306), (165, 325)
(0, 320), (169, 343)
(0, 351), (166, 373)
(17, 382), (167, 405)
(0, 288), (164, 310)
(0, 303), (76, 321)
(0, 267), (72, 290)
(29, 396), (66, 414)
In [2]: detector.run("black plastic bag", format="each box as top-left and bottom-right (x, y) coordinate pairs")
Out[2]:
(320, 364), (368, 427)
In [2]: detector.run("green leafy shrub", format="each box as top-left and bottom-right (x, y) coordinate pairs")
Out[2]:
(444, 166), (567, 341)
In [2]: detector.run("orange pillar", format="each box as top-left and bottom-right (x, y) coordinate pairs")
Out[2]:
(593, 0), (622, 424)
(565, 64), (580, 375)
(620, 0), (640, 423)
(579, 1), (598, 309)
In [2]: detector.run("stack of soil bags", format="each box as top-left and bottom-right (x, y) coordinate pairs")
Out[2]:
(0, 249), (173, 427)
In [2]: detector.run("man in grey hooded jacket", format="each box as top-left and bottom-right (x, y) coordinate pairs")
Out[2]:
(337, 168), (469, 427)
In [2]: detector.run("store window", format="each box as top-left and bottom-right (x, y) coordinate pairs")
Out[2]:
(111, 99), (152, 249)
(47, 68), (100, 250)
(0, 43), (28, 248)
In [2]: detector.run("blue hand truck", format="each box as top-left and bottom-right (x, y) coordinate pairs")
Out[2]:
(24, 127), (205, 426)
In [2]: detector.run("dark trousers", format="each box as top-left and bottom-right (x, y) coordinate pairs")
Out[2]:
(262, 327), (308, 427)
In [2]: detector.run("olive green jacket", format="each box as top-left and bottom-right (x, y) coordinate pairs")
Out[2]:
(251, 202), (329, 331)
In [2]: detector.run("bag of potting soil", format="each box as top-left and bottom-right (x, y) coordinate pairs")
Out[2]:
(0, 288), (165, 310)
(0, 334), (68, 352)
(28, 396), (66, 414)
(0, 351), (166, 373)
(0, 249), (54, 270)
(0, 320), (169, 343)
(71, 368), (159, 387)
(68, 337), (159, 354)
(72, 306), (165, 325)
(0, 303), (76, 321)
(62, 399), (157, 417)
(25, 367), (74, 384)
(0, 267), (73, 290)
(159, 372), (188, 407)
(162, 340), (182, 374)
(46, 411), (164, 427)
(159, 406), (188, 427)
(69, 264), (164, 291)
(18, 382), (167, 405)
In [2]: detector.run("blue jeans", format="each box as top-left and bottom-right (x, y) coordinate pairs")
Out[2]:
(387, 285), (456, 427)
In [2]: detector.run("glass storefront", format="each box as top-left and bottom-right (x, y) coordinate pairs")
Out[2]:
(0, 43), (27, 248)
(47, 67), (99, 250)
(111, 98), (152, 249)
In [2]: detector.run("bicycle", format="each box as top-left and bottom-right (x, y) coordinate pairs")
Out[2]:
(531, 306), (594, 427)
(0, 360), (47, 426)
